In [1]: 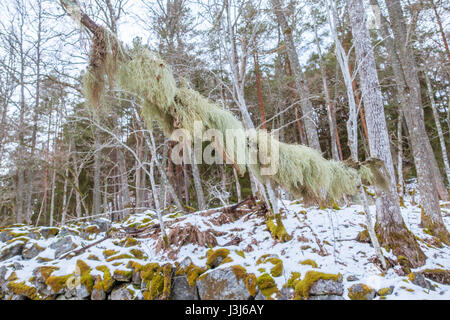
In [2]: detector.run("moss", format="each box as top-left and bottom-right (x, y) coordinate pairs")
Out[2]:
(397, 255), (411, 274)
(348, 284), (375, 300)
(124, 237), (138, 247)
(103, 249), (119, 257)
(301, 245), (311, 250)
(76, 260), (94, 293)
(294, 271), (342, 299)
(299, 259), (318, 268)
(38, 266), (59, 281)
(87, 254), (100, 261)
(106, 253), (134, 262)
(7, 272), (17, 281)
(114, 269), (132, 279)
(245, 273), (257, 296)
(235, 250), (245, 259)
(36, 257), (53, 263)
(93, 275), (103, 291)
(377, 287), (393, 296)
(256, 273), (279, 300)
(420, 269), (450, 285)
(285, 272), (301, 289)
(45, 274), (71, 293)
(407, 273), (416, 281)
(95, 265), (115, 292)
(7, 281), (40, 300)
(161, 263), (172, 300)
(6, 236), (30, 245)
(83, 225), (100, 234)
(130, 249), (146, 259)
(206, 248), (230, 267)
(270, 260), (283, 277)
(266, 214), (292, 242)
(231, 265), (247, 281)
(257, 268), (266, 273)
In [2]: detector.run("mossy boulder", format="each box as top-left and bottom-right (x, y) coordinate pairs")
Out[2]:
(40, 227), (59, 239)
(113, 269), (133, 282)
(348, 283), (376, 300)
(294, 271), (343, 299)
(197, 267), (253, 300)
(22, 242), (45, 260)
(0, 242), (25, 262)
(91, 276), (106, 300)
(419, 269), (450, 285)
(49, 236), (77, 259)
(377, 286), (394, 297)
(206, 248), (230, 268)
(110, 284), (134, 300)
(255, 273), (279, 300)
(170, 275), (199, 300)
(407, 272), (434, 291)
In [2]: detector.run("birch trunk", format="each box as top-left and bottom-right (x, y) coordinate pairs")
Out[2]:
(384, 0), (449, 243)
(271, 0), (321, 151)
(347, 0), (426, 267)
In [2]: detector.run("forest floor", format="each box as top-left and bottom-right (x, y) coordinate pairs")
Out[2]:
(1, 186), (449, 300)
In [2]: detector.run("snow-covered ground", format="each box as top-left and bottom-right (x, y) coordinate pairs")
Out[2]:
(0, 191), (449, 300)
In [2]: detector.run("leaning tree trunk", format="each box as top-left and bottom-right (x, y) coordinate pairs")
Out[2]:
(384, 0), (449, 243)
(271, 0), (321, 152)
(347, 0), (426, 267)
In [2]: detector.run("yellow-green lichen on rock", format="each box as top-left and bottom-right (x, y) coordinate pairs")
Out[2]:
(294, 271), (342, 299)
(256, 273), (279, 300)
(299, 259), (318, 268)
(206, 248), (230, 268)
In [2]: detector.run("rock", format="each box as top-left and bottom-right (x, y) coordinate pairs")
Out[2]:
(309, 295), (346, 300)
(27, 231), (41, 240)
(91, 277), (106, 300)
(170, 276), (199, 300)
(110, 284), (133, 300)
(377, 286), (394, 296)
(0, 231), (13, 243)
(196, 267), (252, 300)
(59, 228), (80, 238)
(309, 277), (344, 296)
(76, 284), (92, 299)
(0, 242), (25, 261)
(56, 295), (67, 300)
(91, 218), (111, 233)
(49, 236), (77, 259)
(348, 284), (376, 300)
(0, 266), (7, 288)
(13, 262), (24, 270)
(131, 270), (141, 285)
(22, 242), (45, 259)
(113, 270), (132, 282)
(40, 227), (59, 239)
(419, 269), (450, 285)
(408, 273), (435, 291)
(346, 275), (359, 282)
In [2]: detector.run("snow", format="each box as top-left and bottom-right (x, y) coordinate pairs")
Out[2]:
(1, 188), (449, 300)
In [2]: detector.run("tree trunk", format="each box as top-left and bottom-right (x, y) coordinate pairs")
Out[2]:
(312, 14), (339, 160)
(271, 0), (321, 151)
(424, 70), (450, 184)
(384, 0), (449, 243)
(347, 0), (426, 267)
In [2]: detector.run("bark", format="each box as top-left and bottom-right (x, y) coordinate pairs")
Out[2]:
(326, 0), (358, 160)
(347, 0), (426, 266)
(271, 0), (321, 151)
(312, 13), (339, 160)
(92, 132), (101, 215)
(384, 0), (449, 242)
(190, 146), (206, 210)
